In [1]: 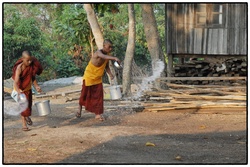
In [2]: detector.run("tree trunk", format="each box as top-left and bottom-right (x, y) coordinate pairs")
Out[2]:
(84, 4), (104, 49)
(141, 4), (167, 89)
(122, 4), (136, 96)
(84, 4), (117, 84)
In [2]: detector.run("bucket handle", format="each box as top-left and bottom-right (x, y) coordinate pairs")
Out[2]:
(111, 79), (118, 86)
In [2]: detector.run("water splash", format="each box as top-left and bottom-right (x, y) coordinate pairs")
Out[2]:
(133, 59), (165, 99)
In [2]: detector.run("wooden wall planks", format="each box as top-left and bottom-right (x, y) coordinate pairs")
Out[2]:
(165, 3), (247, 55)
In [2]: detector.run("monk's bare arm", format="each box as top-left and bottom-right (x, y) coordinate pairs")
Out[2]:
(33, 80), (42, 92)
(13, 64), (22, 94)
(96, 50), (121, 63)
(105, 61), (114, 80)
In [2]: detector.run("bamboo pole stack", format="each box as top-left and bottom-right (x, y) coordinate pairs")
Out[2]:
(142, 81), (246, 113)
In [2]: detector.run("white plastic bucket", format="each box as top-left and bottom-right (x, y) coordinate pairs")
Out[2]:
(109, 86), (122, 100)
(34, 100), (51, 116)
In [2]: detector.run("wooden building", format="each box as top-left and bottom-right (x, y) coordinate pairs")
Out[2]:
(165, 3), (247, 76)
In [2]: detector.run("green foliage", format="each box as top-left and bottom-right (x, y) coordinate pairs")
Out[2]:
(3, 4), (43, 79)
(52, 4), (90, 46)
(3, 3), (166, 81)
(94, 4), (120, 17)
(50, 4), (91, 77)
(55, 56), (81, 78)
(99, 4), (152, 67)
(98, 4), (128, 61)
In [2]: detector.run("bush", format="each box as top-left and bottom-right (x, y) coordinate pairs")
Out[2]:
(55, 56), (82, 78)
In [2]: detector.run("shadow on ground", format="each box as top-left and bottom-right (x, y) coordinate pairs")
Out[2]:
(58, 130), (247, 164)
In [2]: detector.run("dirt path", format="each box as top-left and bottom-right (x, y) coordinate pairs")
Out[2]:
(3, 81), (247, 164)
(3, 94), (246, 164)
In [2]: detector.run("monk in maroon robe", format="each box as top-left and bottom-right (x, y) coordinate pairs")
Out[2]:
(12, 51), (43, 131)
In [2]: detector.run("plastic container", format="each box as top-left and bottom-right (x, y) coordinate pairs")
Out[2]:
(18, 93), (28, 113)
(4, 100), (22, 116)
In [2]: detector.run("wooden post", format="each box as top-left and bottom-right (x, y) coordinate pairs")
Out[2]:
(177, 56), (184, 65)
(167, 54), (173, 77)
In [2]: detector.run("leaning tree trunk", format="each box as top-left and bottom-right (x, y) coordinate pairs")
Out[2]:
(84, 4), (117, 84)
(122, 4), (136, 96)
(84, 4), (104, 49)
(141, 4), (167, 89)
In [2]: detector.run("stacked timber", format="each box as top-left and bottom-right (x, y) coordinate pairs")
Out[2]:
(173, 58), (247, 85)
(142, 83), (246, 113)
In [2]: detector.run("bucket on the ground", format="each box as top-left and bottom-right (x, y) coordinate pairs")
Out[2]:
(34, 100), (51, 116)
(109, 86), (122, 100)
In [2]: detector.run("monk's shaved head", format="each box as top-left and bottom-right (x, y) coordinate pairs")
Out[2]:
(103, 39), (113, 45)
(21, 50), (33, 67)
(22, 50), (32, 58)
(102, 39), (113, 54)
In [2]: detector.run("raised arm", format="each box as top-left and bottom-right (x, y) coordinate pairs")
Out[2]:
(96, 50), (121, 63)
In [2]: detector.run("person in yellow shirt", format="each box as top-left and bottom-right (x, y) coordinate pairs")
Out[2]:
(77, 39), (121, 121)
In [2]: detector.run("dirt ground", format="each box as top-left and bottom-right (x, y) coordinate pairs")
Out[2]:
(3, 85), (247, 164)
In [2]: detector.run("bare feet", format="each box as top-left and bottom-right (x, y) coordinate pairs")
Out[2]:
(25, 117), (33, 125)
(21, 116), (30, 131)
(95, 115), (105, 121)
(76, 105), (82, 118)
(76, 112), (81, 118)
(22, 127), (30, 131)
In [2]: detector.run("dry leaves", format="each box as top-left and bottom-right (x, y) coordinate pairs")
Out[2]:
(145, 142), (155, 146)
(175, 155), (183, 161)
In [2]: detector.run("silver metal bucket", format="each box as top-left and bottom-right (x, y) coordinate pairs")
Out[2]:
(34, 100), (51, 116)
(114, 61), (123, 69)
(109, 86), (122, 100)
